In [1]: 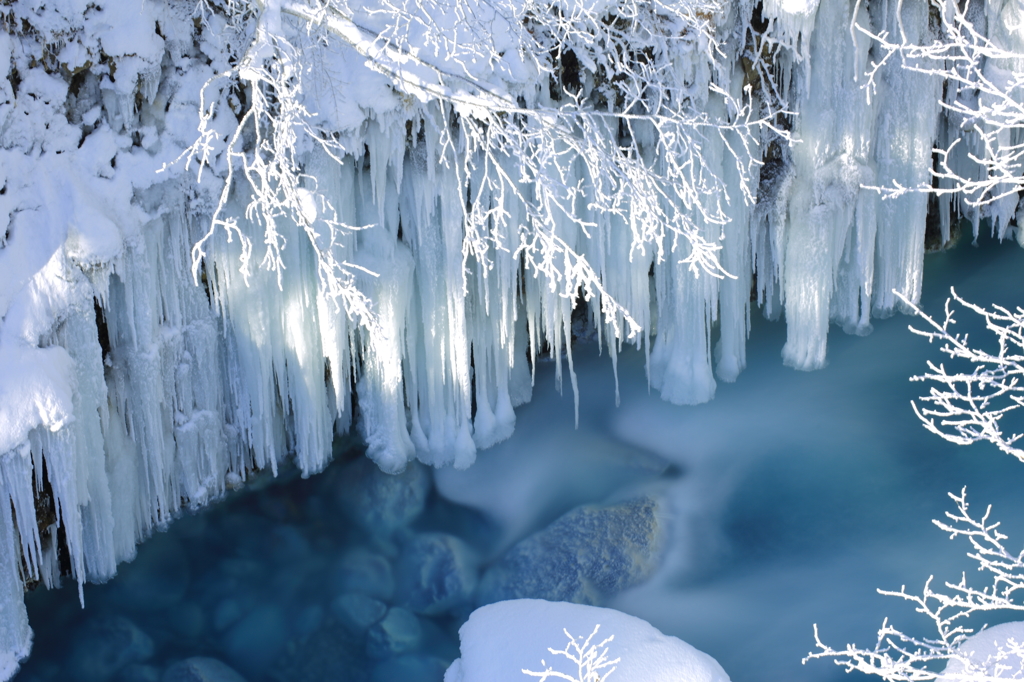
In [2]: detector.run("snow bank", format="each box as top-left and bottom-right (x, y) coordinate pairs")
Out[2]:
(444, 599), (730, 682)
(939, 622), (1024, 681)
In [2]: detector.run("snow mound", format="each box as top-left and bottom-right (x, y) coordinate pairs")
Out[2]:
(445, 599), (729, 682)
(939, 622), (1024, 681)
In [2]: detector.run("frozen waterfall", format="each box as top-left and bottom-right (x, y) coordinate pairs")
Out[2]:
(0, 0), (1022, 678)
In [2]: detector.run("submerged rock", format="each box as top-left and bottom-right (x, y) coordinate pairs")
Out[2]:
(336, 458), (430, 537)
(106, 534), (190, 612)
(68, 616), (155, 682)
(366, 607), (422, 659)
(372, 654), (448, 682)
(331, 593), (387, 634)
(477, 496), (665, 606)
(161, 658), (248, 682)
(292, 604), (325, 641)
(395, 533), (477, 616)
(222, 605), (287, 677)
(116, 664), (160, 682)
(331, 547), (395, 601)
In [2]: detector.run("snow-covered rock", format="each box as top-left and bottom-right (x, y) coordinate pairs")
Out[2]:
(939, 622), (1024, 681)
(444, 599), (730, 682)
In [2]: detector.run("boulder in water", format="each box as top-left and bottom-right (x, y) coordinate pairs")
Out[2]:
(337, 458), (430, 537)
(331, 593), (387, 634)
(395, 533), (477, 616)
(161, 658), (248, 682)
(477, 496), (665, 606)
(331, 547), (394, 601)
(68, 615), (155, 682)
(366, 607), (423, 659)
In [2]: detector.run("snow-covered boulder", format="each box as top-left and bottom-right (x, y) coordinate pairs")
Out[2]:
(444, 599), (729, 682)
(939, 621), (1024, 681)
(478, 496), (665, 606)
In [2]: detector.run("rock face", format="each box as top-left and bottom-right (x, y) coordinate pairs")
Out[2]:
(395, 533), (478, 616)
(477, 496), (665, 606)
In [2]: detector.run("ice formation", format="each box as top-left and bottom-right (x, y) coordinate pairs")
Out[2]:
(0, 0), (1022, 677)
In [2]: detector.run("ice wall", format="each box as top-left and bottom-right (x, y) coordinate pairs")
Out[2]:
(0, 0), (1020, 678)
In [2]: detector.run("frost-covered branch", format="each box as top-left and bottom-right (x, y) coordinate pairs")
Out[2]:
(806, 489), (1024, 681)
(522, 625), (620, 682)
(181, 0), (790, 337)
(806, 289), (1024, 680)
(855, 0), (1024, 215)
(898, 288), (1024, 463)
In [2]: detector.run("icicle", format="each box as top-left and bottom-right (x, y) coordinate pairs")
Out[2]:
(869, 0), (941, 316)
(0, 446), (41, 583)
(0, 474), (31, 682)
(780, 0), (875, 370)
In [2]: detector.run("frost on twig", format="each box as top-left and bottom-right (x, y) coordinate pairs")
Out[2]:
(854, 0), (1024, 214)
(806, 288), (1024, 681)
(806, 489), (1024, 681)
(178, 0), (790, 340)
(899, 288), (1024, 463)
(522, 625), (620, 682)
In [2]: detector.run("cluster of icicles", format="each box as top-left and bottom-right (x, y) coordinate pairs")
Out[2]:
(2, 0), (1024, 678)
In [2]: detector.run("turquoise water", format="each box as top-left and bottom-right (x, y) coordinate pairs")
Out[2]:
(13, 234), (1024, 682)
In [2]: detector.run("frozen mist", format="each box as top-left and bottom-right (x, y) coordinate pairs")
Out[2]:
(1, 0), (1024, 679)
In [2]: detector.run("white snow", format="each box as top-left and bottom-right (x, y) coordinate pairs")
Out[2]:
(444, 599), (730, 682)
(939, 622), (1024, 681)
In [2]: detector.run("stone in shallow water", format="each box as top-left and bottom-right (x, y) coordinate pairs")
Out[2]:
(336, 458), (430, 537)
(372, 654), (448, 682)
(116, 664), (160, 682)
(292, 604), (324, 641)
(106, 534), (190, 612)
(161, 657), (248, 682)
(477, 496), (665, 606)
(395, 533), (477, 616)
(366, 607), (422, 659)
(222, 605), (287, 677)
(331, 593), (387, 634)
(167, 602), (206, 640)
(68, 615), (155, 682)
(331, 547), (394, 601)
(264, 524), (312, 566)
